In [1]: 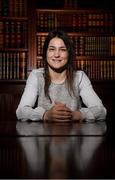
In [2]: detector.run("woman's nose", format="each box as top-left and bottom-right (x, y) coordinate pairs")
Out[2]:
(54, 50), (60, 57)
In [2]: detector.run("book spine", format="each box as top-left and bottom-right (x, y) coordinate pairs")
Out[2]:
(19, 52), (27, 80)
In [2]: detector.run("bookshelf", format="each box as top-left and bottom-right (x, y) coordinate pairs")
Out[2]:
(0, 0), (115, 81)
(36, 9), (115, 81)
(0, 0), (115, 122)
(0, 0), (28, 80)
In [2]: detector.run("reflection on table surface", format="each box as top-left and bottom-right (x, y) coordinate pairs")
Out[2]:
(16, 121), (107, 136)
(15, 121), (107, 179)
(1, 121), (115, 179)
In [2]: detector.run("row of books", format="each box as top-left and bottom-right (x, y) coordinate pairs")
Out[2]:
(37, 11), (114, 33)
(0, 21), (28, 48)
(0, 0), (27, 17)
(0, 52), (27, 80)
(76, 59), (115, 80)
(36, 57), (115, 80)
(0, 21), (27, 33)
(71, 35), (115, 56)
(36, 35), (115, 56)
(1, 51), (114, 81)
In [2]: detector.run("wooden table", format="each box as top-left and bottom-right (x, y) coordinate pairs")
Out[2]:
(0, 119), (115, 179)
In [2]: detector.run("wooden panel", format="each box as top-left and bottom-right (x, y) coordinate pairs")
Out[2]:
(0, 81), (25, 121)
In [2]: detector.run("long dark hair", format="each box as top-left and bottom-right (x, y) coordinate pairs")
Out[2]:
(43, 30), (76, 100)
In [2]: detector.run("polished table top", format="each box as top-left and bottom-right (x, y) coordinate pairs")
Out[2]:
(0, 120), (115, 179)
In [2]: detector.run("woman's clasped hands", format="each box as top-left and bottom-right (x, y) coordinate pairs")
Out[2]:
(43, 102), (82, 122)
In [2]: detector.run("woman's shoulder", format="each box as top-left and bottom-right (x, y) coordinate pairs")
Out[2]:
(74, 70), (90, 84)
(74, 70), (84, 80)
(27, 68), (44, 83)
(31, 67), (44, 75)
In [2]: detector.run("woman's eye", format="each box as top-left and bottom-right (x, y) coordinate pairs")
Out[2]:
(48, 48), (54, 51)
(61, 48), (67, 51)
(48, 47), (67, 52)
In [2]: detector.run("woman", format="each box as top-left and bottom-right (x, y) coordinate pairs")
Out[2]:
(16, 31), (107, 122)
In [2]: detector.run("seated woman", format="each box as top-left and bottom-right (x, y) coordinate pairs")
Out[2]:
(16, 31), (107, 122)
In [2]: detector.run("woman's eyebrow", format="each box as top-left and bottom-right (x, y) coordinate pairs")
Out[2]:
(48, 45), (66, 48)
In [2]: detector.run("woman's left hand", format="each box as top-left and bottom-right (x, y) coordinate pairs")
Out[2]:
(71, 111), (82, 121)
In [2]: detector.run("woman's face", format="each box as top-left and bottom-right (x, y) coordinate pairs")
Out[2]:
(47, 37), (68, 70)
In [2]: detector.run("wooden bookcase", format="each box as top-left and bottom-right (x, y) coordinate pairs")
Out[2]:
(0, 0), (28, 80)
(0, 0), (115, 81)
(35, 9), (115, 81)
(0, 0), (115, 121)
